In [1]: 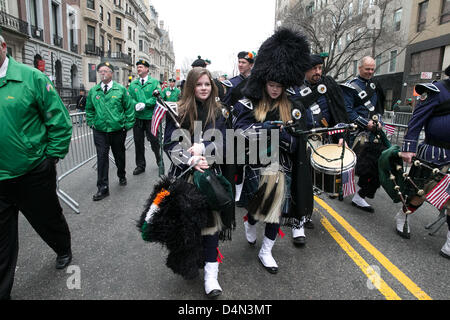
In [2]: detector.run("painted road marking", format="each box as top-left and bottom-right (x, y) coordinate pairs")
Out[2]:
(315, 196), (432, 300)
(320, 214), (401, 300)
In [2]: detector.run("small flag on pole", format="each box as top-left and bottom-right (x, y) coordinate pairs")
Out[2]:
(342, 168), (356, 197)
(151, 102), (167, 137)
(328, 129), (345, 136)
(384, 124), (396, 136)
(425, 174), (450, 210)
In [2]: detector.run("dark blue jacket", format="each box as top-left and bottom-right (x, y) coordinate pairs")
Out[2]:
(402, 79), (450, 165)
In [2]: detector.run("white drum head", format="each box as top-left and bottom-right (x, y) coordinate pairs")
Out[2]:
(311, 144), (356, 173)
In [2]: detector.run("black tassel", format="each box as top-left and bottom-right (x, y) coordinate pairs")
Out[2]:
(247, 181), (268, 216)
(259, 177), (279, 217)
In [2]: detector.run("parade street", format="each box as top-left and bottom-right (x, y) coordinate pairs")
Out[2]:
(10, 143), (450, 301)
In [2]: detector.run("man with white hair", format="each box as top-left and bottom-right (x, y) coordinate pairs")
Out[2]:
(0, 35), (73, 299)
(341, 56), (387, 213)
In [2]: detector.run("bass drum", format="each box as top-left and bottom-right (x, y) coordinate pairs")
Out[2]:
(311, 144), (357, 197)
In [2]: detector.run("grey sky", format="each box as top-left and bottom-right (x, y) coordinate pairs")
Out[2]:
(150, 0), (276, 78)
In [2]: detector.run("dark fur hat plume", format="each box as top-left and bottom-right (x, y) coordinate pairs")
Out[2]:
(242, 28), (311, 100)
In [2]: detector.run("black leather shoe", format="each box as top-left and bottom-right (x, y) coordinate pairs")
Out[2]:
(259, 259), (278, 274)
(133, 167), (145, 175)
(351, 201), (375, 213)
(440, 251), (450, 259)
(293, 236), (306, 247)
(396, 229), (411, 239)
(304, 220), (315, 229)
(206, 289), (222, 299)
(119, 177), (127, 186)
(93, 189), (109, 201)
(56, 251), (72, 269)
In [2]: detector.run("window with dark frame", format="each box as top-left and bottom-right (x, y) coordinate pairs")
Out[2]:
(417, 0), (428, 32)
(441, 0), (450, 24)
(393, 8), (402, 31)
(87, 0), (94, 10)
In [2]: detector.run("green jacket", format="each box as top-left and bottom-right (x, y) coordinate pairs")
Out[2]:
(86, 81), (135, 132)
(162, 86), (181, 102)
(0, 56), (72, 181)
(128, 77), (161, 120)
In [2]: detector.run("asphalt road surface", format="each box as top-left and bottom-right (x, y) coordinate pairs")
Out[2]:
(10, 134), (450, 302)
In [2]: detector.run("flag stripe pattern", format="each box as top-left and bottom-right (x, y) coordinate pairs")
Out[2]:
(425, 174), (450, 210)
(151, 102), (167, 137)
(384, 124), (396, 136)
(328, 129), (345, 136)
(342, 167), (356, 197)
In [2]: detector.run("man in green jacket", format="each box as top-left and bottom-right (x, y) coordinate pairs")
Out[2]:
(0, 36), (73, 300)
(128, 59), (161, 175)
(86, 61), (135, 201)
(162, 78), (181, 102)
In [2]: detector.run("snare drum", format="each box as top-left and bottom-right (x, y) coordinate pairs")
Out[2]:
(310, 144), (357, 196)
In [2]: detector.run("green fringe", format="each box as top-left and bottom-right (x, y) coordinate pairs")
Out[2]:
(141, 221), (151, 242)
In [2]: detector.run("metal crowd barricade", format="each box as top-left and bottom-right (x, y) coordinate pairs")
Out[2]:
(56, 112), (96, 214)
(57, 112), (135, 213)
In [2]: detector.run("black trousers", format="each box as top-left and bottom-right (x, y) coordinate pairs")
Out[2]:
(133, 119), (161, 169)
(0, 158), (71, 300)
(93, 129), (127, 190)
(203, 233), (219, 263)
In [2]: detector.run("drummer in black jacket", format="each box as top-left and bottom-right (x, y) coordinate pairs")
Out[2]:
(287, 54), (349, 245)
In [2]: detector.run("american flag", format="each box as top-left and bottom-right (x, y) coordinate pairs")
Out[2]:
(425, 174), (450, 210)
(328, 129), (345, 136)
(384, 124), (396, 136)
(342, 168), (356, 197)
(151, 102), (167, 137)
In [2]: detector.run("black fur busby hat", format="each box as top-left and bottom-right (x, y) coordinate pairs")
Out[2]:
(191, 56), (207, 68)
(445, 64), (450, 77)
(242, 28), (311, 100)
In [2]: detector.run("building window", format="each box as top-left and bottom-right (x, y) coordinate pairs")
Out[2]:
(358, 0), (364, 15)
(116, 17), (121, 31)
(87, 0), (94, 10)
(375, 54), (382, 74)
(139, 40), (143, 51)
(417, 1), (428, 32)
(116, 43), (122, 53)
(393, 8), (402, 31)
(99, 5), (103, 20)
(410, 48), (443, 74)
(389, 50), (397, 73)
(128, 27), (132, 40)
(87, 25), (95, 47)
(30, 0), (39, 27)
(353, 60), (358, 76)
(348, 3), (353, 19)
(107, 12), (111, 26)
(441, 0), (450, 24)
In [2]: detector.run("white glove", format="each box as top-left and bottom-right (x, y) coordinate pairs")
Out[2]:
(187, 143), (205, 156)
(135, 103), (146, 112)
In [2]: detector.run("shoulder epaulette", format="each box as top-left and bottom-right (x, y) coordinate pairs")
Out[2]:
(415, 83), (440, 95)
(221, 80), (233, 88)
(238, 98), (253, 110)
(286, 87), (296, 95)
(339, 82), (355, 90)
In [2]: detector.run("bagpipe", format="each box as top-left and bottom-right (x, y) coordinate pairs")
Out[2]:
(379, 146), (450, 235)
(136, 92), (234, 280)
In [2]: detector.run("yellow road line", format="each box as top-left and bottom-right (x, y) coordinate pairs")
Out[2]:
(320, 215), (401, 300)
(315, 196), (432, 300)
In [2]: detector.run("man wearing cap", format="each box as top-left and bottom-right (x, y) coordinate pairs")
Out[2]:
(288, 54), (349, 246)
(128, 60), (162, 175)
(162, 78), (180, 102)
(0, 35), (73, 299)
(222, 51), (255, 107)
(86, 61), (135, 201)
